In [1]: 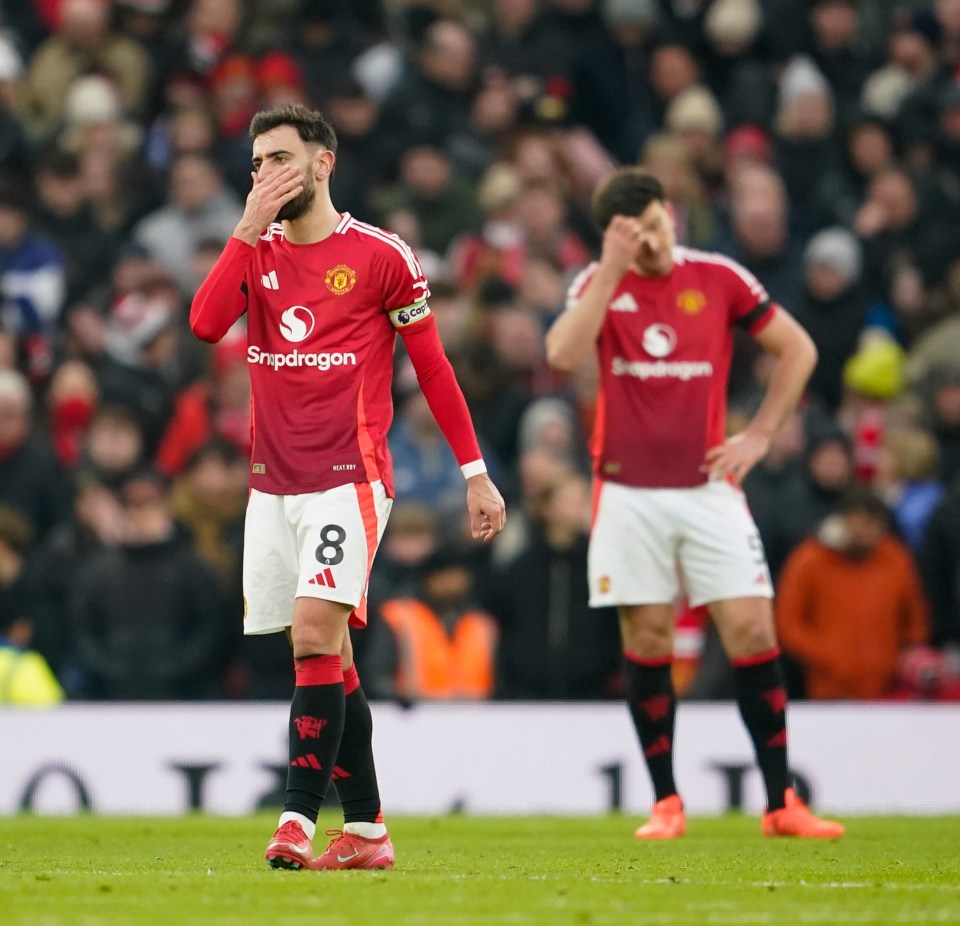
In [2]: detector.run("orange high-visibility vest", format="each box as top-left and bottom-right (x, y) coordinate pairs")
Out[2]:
(379, 599), (497, 700)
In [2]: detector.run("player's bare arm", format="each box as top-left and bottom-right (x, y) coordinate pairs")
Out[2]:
(705, 308), (817, 484)
(546, 215), (640, 371)
(232, 163), (304, 246)
(466, 472), (506, 543)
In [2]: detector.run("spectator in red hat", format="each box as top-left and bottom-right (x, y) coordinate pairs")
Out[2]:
(722, 125), (772, 177)
(256, 52), (308, 109)
(207, 53), (258, 139)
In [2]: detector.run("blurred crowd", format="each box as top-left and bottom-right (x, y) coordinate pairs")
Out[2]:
(1, 0), (959, 705)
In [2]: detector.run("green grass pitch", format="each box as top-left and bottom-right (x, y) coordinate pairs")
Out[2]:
(1, 814), (958, 926)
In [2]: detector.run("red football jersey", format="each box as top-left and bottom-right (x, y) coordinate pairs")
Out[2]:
(566, 246), (775, 488)
(193, 214), (437, 496)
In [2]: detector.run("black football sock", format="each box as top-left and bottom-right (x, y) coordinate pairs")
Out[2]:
(732, 647), (790, 812)
(624, 652), (678, 803)
(333, 664), (383, 824)
(285, 654), (345, 822)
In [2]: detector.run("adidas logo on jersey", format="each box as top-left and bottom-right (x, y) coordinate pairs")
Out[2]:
(610, 293), (639, 312)
(261, 269), (279, 290)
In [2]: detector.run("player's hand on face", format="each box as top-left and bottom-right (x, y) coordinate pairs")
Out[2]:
(703, 431), (770, 485)
(601, 215), (642, 276)
(235, 164), (304, 239)
(466, 473), (506, 543)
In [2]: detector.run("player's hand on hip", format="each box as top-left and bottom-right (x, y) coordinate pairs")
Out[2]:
(466, 474), (506, 543)
(601, 215), (642, 277)
(233, 165), (304, 244)
(703, 431), (770, 485)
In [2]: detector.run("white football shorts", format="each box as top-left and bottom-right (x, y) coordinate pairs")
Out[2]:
(242, 481), (392, 635)
(588, 479), (772, 608)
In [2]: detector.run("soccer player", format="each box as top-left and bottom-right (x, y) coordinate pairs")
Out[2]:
(546, 169), (843, 839)
(190, 104), (505, 870)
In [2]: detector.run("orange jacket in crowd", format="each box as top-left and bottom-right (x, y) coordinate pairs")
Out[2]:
(379, 600), (497, 701)
(775, 535), (930, 699)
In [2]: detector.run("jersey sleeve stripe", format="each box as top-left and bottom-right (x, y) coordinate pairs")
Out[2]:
(335, 212), (352, 234)
(565, 261), (599, 309)
(345, 218), (421, 279)
(682, 248), (769, 299)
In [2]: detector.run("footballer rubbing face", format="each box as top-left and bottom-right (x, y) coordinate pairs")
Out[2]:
(251, 123), (323, 222)
(632, 199), (677, 278)
(276, 166), (316, 221)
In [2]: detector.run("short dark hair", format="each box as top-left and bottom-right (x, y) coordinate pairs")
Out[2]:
(184, 438), (242, 472)
(36, 147), (80, 179)
(0, 183), (31, 215)
(0, 505), (33, 555)
(248, 104), (338, 154)
(836, 486), (890, 524)
(591, 169), (665, 230)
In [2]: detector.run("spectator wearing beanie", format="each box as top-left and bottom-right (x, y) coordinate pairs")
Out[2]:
(773, 56), (842, 226)
(703, 0), (774, 129)
(791, 227), (870, 411)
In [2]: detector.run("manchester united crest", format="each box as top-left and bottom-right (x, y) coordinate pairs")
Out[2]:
(325, 264), (357, 295)
(677, 288), (707, 314)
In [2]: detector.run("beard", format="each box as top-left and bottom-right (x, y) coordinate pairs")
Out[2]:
(276, 172), (316, 222)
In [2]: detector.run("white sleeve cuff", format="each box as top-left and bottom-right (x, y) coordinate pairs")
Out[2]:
(461, 459), (487, 479)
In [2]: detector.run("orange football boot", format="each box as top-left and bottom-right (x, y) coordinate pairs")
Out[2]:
(634, 794), (687, 840)
(762, 788), (844, 839)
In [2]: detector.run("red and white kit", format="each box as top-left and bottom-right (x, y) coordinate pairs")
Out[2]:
(566, 246), (776, 607)
(191, 214), (483, 631)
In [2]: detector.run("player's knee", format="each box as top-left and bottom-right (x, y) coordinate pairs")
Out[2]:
(731, 615), (777, 656)
(290, 599), (349, 658)
(290, 627), (341, 659)
(621, 617), (673, 658)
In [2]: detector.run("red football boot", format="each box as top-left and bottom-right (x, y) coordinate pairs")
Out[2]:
(265, 820), (312, 870)
(310, 829), (395, 870)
